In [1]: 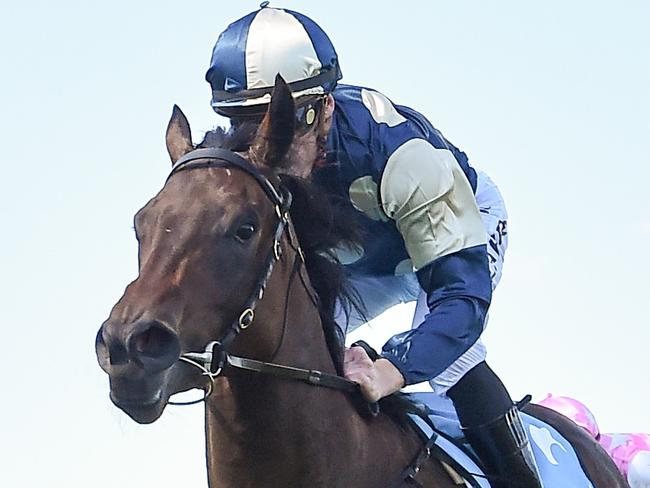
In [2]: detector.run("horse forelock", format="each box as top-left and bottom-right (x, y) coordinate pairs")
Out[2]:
(199, 123), (258, 153)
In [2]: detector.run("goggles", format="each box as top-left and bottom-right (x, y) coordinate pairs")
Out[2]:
(220, 96), (326, 135)
(294, 97), (324, 134)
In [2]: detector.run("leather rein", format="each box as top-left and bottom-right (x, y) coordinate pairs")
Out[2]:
(165, 148), (360, 406)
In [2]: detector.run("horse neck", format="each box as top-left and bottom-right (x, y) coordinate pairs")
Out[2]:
(202, 244), (349, 482)
(203, 243), (427, 487)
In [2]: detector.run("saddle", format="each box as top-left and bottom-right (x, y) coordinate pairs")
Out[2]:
(352, 339), (594, 487)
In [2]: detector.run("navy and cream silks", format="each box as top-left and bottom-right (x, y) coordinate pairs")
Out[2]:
(316, 85), (493, 385)
(203, 5), (494, 387)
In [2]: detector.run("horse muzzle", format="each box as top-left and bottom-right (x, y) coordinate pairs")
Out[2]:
(96, 318), (183, 422)
(96, 318), (181, 373)
(108, 375), (167, 424)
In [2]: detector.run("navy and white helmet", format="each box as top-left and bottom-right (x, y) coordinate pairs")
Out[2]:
(206, 5), (342, 115)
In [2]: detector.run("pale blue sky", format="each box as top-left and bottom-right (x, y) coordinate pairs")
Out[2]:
(1, 1), (648, 487)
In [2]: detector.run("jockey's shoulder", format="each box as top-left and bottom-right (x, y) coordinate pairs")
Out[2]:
(330, 83), (441, 145)
(332, 83), (422, 120)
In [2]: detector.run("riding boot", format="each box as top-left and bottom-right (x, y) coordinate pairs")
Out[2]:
(447, 362), (542, 488)
(463, 406), (543, 488)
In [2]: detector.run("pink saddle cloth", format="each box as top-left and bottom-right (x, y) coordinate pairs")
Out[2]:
(538, 394), (650, 486)
(599, 433), (650, 482)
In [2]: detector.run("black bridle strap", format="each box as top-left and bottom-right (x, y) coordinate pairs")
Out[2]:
(170, 147), (292, 365)
(170, 148), (377, 410)
(170, 147), (284, 205)
(227, 354), (360, 393)
(215, 211), (288, 354)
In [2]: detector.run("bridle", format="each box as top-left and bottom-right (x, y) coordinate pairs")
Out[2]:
(158, 147), (467, 487)
(164, 147), (359, 406)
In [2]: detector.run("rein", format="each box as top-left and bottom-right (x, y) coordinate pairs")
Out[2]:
(165, 148), (360, 405)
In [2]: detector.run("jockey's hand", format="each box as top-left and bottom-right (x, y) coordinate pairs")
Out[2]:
(343, 346), (405, 403)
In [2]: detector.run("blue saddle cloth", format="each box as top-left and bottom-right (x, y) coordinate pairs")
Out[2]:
(405, 392), (594, 487)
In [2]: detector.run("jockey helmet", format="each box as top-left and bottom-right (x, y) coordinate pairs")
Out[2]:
(537, 394), (600, 438)
(205, 5), (342, 117)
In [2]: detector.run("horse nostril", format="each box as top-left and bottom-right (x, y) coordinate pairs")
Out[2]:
(109, 341), (129, 365)
(127, 321), (180, 372)
(132, 326), (169, 357)
(96, 324), (129, 369)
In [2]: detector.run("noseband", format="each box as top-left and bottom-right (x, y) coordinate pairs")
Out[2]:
(165, 147), (359, 406)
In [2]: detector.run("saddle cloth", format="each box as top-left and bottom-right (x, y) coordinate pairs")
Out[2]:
(405, 392), (595, 487)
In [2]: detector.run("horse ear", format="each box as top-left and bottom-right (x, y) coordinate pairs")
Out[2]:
(166, 105), (193, 165)
(252, 74), (295, 167)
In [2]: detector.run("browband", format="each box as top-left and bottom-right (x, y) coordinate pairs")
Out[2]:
(169, 147), (284, 206)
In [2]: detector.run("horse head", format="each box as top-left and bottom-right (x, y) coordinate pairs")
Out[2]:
(95, 76), (313, 423)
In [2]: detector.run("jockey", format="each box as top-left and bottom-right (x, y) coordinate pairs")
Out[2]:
(539, 394), (650, 488)
(206, 5), (541, 487)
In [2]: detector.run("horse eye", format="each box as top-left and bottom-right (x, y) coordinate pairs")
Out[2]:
(235, 223), (256, 242)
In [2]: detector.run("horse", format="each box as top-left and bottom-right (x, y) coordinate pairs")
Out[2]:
(95, 77), (628, 487)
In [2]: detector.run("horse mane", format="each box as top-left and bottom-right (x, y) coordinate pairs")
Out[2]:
(278, 175), (365, 374)
(199, 125), (365, 375)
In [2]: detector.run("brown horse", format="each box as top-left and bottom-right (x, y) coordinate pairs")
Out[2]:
(95, 79), (628, 487)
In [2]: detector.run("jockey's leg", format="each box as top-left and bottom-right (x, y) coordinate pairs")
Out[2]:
(446, 361), (542, 488)
(438, 170), (541, 486)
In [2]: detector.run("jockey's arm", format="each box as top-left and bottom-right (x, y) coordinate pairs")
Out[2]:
(381, 138), (492, 385)
(345, 138), (492, 400)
